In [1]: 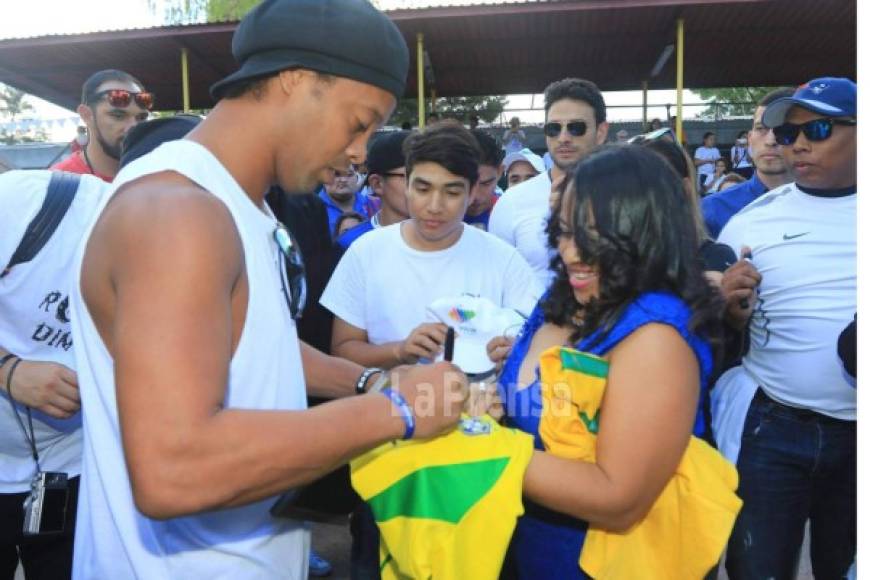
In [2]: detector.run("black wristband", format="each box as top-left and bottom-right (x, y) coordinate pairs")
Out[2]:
(0, 353), (17, 372)
(355, 368), (384, 395)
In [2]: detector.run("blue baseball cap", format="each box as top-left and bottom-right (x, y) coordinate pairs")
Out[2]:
(762, 77), (857, 128)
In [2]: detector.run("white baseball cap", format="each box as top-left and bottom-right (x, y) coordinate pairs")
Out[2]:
(426, 295), (526, 375)
(503, 148), (545, 176)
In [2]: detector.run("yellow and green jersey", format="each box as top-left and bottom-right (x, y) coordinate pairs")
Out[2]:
(351, 416), (533, 580)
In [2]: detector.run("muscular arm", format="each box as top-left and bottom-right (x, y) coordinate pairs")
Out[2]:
(522, 324), (699, 531)
(90, 182), (410, 519)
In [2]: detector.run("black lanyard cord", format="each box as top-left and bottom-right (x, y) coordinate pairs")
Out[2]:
(4, 359), (41, 473)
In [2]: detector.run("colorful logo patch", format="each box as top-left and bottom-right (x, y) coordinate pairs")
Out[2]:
(449, 307), (476, 323)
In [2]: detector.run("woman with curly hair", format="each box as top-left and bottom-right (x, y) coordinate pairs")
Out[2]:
(491, 145), (727, 578)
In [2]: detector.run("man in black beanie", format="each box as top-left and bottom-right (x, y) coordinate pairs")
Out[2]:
(70, 1), (468, 577)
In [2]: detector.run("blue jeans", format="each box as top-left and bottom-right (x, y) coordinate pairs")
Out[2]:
(726, 389), (856, 580)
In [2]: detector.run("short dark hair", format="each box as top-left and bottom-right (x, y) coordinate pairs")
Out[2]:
(334, 211), (366, 240)
(471, 129), (505, 168)
(543, 78), (606, 125)
(759, 87), (796, 107)
(403, 120), (481, 186)
(703, 131), (715, 140)
(219, 69), (335, 101)
(120, 114), (202, 169)
(219, 74), (273, 100)
(82, 69), (144, 105)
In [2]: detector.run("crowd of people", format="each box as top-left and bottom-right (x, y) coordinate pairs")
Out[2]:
(0, 0), (856, 578)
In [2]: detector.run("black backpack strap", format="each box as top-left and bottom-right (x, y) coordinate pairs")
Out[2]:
(1, 172), (81, 278)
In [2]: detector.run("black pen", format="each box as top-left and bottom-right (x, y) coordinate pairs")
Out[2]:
(739, 249), (753, 310)
(444, 327), (455, 362)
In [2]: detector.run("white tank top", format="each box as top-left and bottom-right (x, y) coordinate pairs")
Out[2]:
(70, 141), (309, 579)
(0, 171), (108, 492)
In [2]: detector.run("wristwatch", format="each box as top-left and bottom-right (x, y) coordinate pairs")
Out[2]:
(355, 367), (384, 395)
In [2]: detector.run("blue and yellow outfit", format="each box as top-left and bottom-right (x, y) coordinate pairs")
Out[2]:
(499, 291), (739, 579)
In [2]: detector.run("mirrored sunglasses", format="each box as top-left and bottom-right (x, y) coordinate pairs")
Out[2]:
(772, 117), (856, 146)
(94, 89), (154, 111)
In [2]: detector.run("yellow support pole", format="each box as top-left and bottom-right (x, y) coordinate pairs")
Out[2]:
(181, 47), (191, 113)
(641, 80), (648, 129)
(675, 18), (685, 144)
(417, 33), (425, 129)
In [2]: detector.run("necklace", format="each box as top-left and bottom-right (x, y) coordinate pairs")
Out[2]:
(82, 147), (97, 176)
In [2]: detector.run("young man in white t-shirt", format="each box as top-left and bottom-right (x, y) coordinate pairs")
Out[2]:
(694, 131), (722, 189)
(321, 120), (541, 578)
(713, 77), (856, 580)
(322, 120), (542, 369)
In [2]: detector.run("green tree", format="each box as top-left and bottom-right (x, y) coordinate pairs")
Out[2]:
(0, 84), (48, 145)
(151, 0), (259, 23)
(692, 87), (781, 118)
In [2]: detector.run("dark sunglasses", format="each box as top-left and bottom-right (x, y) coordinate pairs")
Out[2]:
(543, 120), (588, 138)
(92, 89), (154, 111)
(273, 225), (307, 320)
(772, 117), (856, 146)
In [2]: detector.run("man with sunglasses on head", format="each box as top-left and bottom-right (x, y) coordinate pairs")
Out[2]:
(51, 70), (151, 182)
(489, 78), (608, 289)
(68, 1), (467, 578)
(701, 87), (795, 239)
(711, 77), (856, 580)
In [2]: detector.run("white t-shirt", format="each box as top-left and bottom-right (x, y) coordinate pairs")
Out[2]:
(320, 222), (542, 346)
(716, 183), (856, 420)
(730, 145), (752, 168)
(70, 142), (309, 579)
(0, 170), (108, 492)
(487, 171), (554, 290)
(694, 146), (721, 175)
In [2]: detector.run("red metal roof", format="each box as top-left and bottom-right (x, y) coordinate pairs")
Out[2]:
(0, 0), (855, 111)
